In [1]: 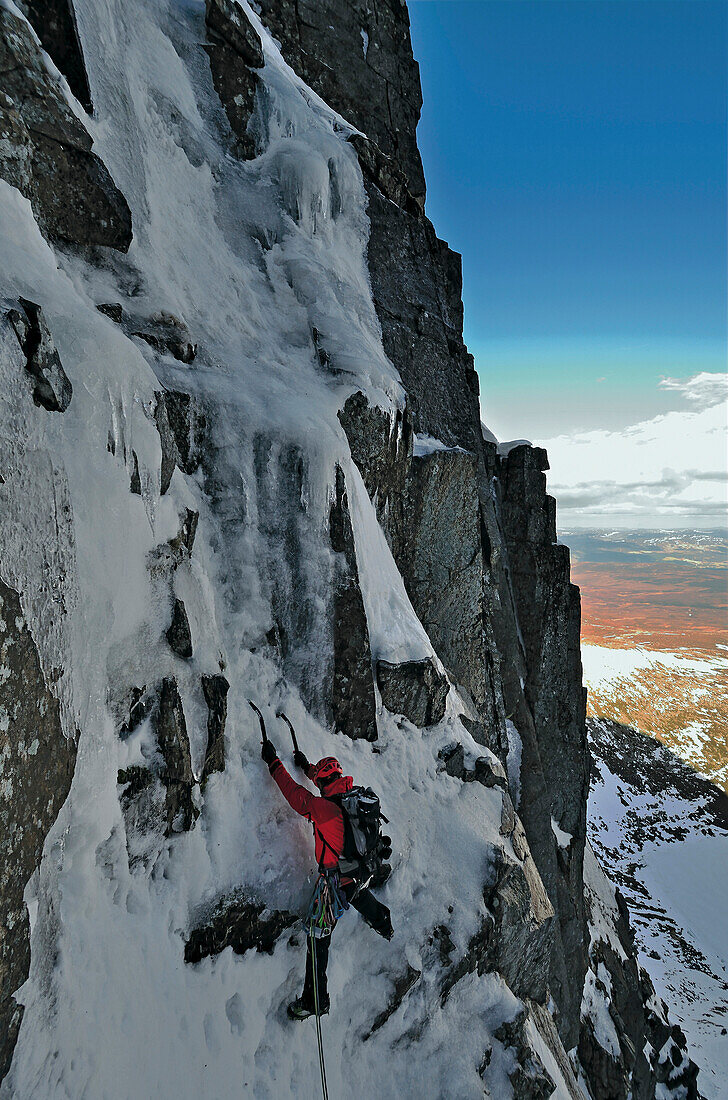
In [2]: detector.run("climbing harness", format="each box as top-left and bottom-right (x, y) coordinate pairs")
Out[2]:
(305, 869), (349, 937)
(309, 928), (329, 1100)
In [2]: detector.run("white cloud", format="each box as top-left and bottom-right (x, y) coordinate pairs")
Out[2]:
(541, 372), (728, 527)
(659, 371), (728, 410)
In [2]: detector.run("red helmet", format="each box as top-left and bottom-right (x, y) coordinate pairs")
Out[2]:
(312, 756), (343, 787)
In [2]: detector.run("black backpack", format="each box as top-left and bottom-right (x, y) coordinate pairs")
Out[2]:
(325, 786), (391, 880)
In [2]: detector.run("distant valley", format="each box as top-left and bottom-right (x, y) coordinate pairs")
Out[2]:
(566, 530), (728, 790)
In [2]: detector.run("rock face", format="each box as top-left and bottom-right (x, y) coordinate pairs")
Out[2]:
(498, 443), (589, 1046)
(256, 0), (426, 202)
(201, 673), (229, 780)
(0, 580), (76, 1080)
(17, 0), (92, 110)
(376, 657), (449, 727)
(204, 0), (263, 159)
(154, 677), (196, 833)
(5, 298), (72, 412)
(185, 893), (297, 964)
(0, 6), (131, 249)
(329, 466), (378, 741)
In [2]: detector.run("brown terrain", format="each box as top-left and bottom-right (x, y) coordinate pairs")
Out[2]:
(565, 531), (728, 790)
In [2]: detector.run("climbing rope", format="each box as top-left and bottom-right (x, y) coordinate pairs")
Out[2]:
(305, 871), (348, 1100)
(309, 928), (329, 1100)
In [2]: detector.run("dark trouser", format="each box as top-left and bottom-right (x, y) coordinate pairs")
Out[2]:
(301, 881), (392, 1010)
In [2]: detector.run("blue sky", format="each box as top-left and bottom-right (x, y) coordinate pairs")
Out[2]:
(408, 0), (727, 444)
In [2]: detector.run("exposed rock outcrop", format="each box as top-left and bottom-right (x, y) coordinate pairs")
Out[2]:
(329, 465), (377, 741)
(166, 598), (193, 659)
(185, 893), (297, 963)
(18, 0), (92, 110)
(256, 0), (425, 202)
(154, 391), (206, 494)
(5, 298), (72, 412)
(204, 0), (263, 159)
(0, 6), (131, 249)
(0, 580), (76, 1080)
(201, 673), (229, 780)
(154, 677), (196, 833)
(376, 657), (449, 727)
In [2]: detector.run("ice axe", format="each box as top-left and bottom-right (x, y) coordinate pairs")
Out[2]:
(276, 711), (299, 754)
(248, 700), (269, 747)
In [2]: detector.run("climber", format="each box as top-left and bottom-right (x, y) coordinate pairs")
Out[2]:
(261, 740), (393, 1020)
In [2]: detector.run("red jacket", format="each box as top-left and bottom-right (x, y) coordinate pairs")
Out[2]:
(270, 759), (353, 869)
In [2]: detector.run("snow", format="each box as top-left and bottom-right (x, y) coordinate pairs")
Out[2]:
(550, 817), (572, 850)
(412, 432), (466, 457)
(581, 966), (621, 1059)
(505, 718), (522, 809)
(581, 643), (728, 685)
(0, 1), (538, 1096)
(497, 439), (532, 457)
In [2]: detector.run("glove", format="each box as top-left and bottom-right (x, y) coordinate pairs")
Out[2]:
(293, 750), (310, 772)
(261, 740), (277, 766)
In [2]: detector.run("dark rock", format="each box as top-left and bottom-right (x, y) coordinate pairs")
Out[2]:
(170, 509), (199, 560)
(480, 850), (555, 1008)
(497, 443), (589, 1045)
(340, 393), (504, 753)
(185, 893), (296, 963)
(364, 964), (421, 1039)
(494, 1013), (556, 1100)
(205, 0), (264, 67)
(256, 0), (425, 201)
(397, 448), (500, 745)
(377, 657), (449, 727)
(201, 673), (229, 780)
(0, 7), (131, 249)
(154, 391), (206, 494)
(166, 598), (193, 659)
(117, 765), (154, 800)
(204, 0), (262, 159)
(132, 313), (196, 364)
(329, 465), (377, 741)
(205, 41), (259, 160)
(18, 0), (92, 110)
(347, 132), (422, 216)
(97, 302), (123, 323)
(6, 298), (72, 411)
(438, 742), (507, 789)
(129, 450), (141, 495)
(119, 685), (153, 736)
(0, 580), (76, 1082)
(154, 678), (195, 833)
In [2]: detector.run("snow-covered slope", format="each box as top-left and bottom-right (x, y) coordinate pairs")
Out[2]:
(0, 0), (709, 1097)
(589, 718), (728, 1096)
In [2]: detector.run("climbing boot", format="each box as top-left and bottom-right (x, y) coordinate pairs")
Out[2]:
(287, 996), (329, 1021)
